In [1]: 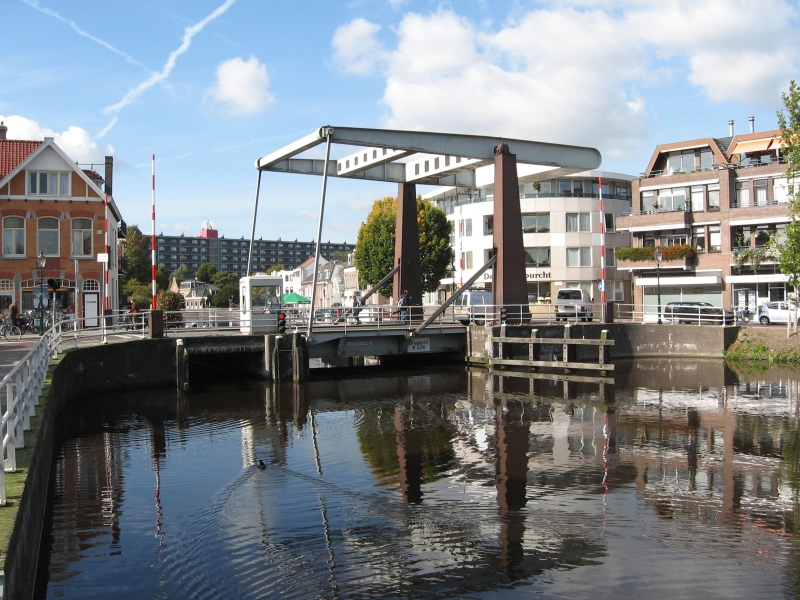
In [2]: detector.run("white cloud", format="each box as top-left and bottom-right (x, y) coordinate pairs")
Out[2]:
(332, 18), (386, 75)
(337, 2), (799, 158)
(0, 114), (114, 163)
(208, 56), (273, 115)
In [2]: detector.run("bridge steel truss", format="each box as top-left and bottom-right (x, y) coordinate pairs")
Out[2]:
(250, 126), (601, 338)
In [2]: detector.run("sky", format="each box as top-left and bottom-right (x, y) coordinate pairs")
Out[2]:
(1, 0), (798, 244)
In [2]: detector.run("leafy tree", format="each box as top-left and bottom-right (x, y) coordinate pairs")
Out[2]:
(212, 270), (238, 287)
(122, 279), (153, 309)
(267, 263), (287, 274)
(212, 283), (239, 308)
(196, 263), (217, 283)
(331, 250), (350, 262)
(122, 224), (150, 285)
(170, 265), (188, 281)
(156, 290), (184, 323)
(354, 196), (452, 296)
(777, 80), (800, 298)
(156, 266), (169, 291)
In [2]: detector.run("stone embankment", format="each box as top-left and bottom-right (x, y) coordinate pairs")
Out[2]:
(724, 327), (800, 365)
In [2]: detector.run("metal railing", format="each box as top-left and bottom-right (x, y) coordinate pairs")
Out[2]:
(615, 303), (737, 325)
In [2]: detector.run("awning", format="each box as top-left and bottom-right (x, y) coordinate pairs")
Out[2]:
(636, 276), (722, 286)
(729, 137), (781, 155)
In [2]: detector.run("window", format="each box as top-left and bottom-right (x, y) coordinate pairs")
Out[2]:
(611, 280), (625, 302)
(643, 232), (655, 247)
(659, 230), (689, 246)
(657, 187), (686, 212)
(754, 179), (768, 206)
(709, 225), (721, 252)
(666, 151), (696, 174)
(38, 217), (59, 256)
(692, 226), (706, 253)
(460, 251), (473, 269)
(700, 150), (714, 169)
(566, 213), (590, 232)
(604, 213), (615, 232)
(566, 247), (591, 267)
(690, 186), (704, 212)
(82, 279), (99, 292)
(524, 247), (551, 267)
(774, 178), (790, 203)
(605, 248), (615, 267)
(522, 213), (549, 233)
(3, 216), (25, 256)
(483, 215), (494, 235)
(560, 180), (573, 196)
(735, 182), (750, 207)
(465, 218), (472, 237)
(642, 191), (655, 213)
(708, 184), (720, 211)
(71, 218), (92, 256)
(28, 171), (70, 196)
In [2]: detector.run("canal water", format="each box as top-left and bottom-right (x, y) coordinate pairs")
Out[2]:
(35, 361), (800, 599)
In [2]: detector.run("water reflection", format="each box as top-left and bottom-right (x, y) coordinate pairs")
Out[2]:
(37, 362), (800, 598)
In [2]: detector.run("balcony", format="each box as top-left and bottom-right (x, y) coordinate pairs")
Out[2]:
(616, 207), (692, 231)
(616, 256), (691, 271)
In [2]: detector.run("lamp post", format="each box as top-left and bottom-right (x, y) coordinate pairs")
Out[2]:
(654, 248), (663, 324)
(37, 251), (47, 335)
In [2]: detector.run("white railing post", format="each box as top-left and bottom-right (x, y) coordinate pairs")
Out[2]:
(17, 372), (29, 432)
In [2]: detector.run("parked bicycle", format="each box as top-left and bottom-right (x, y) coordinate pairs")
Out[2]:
(0, 316), (21, 341)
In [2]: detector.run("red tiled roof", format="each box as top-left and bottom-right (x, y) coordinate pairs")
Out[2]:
(0, 139), (43, 179)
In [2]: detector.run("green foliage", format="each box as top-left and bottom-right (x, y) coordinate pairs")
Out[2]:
(354, 196), (452, 296)
(156, 266), (169, 291)
(331, 250), (350, 262)
(212, 283), (239, 308)
(212, 270), (238, 287)
(614, 244), (696, 262)
(170, 265), (188, 281)
(733, 238), (783, 274)
(122, 224), (150, 285)
(122, 279), (153, 309)
(266, 264), (287, 274)
(196, 263), (217, 283)
(156, 290), (183, 322)
(776, 81), (800, 294)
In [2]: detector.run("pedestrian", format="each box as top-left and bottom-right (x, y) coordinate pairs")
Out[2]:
(352, 296), (361, 324)
(398, 290), (409, 323)
(128, 298), (140, 330)
(8, 299), (19, 327)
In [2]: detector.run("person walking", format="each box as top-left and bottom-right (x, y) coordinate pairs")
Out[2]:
(128, 298), (140, 330)
(352, 296), (362, 325)
(398, 290), (409, 323)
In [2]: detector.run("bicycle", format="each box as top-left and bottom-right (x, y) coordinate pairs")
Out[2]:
(0, 317), (21, 341)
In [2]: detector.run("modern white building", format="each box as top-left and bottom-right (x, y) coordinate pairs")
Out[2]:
(424, 169), (636, 305)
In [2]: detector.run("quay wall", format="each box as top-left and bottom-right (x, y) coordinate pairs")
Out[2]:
(6, 339), (175, 600)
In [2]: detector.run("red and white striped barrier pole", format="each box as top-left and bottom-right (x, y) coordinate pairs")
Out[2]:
(599, 176), (606, 305)
(151, 154), (157, 310)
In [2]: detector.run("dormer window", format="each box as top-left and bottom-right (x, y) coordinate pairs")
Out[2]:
(29, 171), (70, 196)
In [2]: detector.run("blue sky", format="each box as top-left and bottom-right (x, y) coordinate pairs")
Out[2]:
(2, 0), (798, 243)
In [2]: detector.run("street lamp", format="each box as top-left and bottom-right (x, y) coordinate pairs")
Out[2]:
(37, 251), (47, 335)
(654, 248), (663, 324)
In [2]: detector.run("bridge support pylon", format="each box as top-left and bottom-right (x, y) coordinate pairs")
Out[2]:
(265, 333), (309, 381)
(492, 144), (529, 323)
(394, 182), (423, 323)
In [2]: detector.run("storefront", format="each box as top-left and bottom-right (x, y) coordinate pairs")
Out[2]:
(728, 274), (789, 313)
(639, 275), (725, 317)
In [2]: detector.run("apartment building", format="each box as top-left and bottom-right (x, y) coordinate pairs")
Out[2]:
(616, 120), (791, 315)
(0, 124), (123, 322)
(425, 171), (635, 304)
(156, 224), (354, 279)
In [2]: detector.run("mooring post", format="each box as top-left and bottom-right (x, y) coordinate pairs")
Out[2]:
(563, 324), (571, 373)
(291, 333), (309, 381)
(600, 330), (608, 376)
(176, 339), (189, 391)
(530, 329), (538, 370)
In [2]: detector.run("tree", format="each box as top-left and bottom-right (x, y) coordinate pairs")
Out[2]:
(354, 196), (452, 296)
(156, 266), (169, 291)
(196, 263), (217, 283)
(212, 283), (239, 308)
(122, 278), (153, 309)
(266, 264), (287, 274)
(212, 270), (238, 287)
(122, 225), (150, 285)
(777, 80), (800, 299)
(331, 250), (350, 262)
(170, 265), (188, 281)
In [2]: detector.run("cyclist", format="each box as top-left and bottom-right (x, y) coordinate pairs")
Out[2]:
(8, 300), (19, 327)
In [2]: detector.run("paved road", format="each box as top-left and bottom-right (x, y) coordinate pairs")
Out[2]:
(0, 336), (40, 380)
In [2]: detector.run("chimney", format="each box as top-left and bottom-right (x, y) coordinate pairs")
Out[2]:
(0, 122), (6, 140)
(104, 156), (113, 197)
(729, 120), (734, 137)
(749, 116), (755, 133)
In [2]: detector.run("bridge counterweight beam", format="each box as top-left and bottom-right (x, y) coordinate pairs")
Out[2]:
(394, 182), (423, 323)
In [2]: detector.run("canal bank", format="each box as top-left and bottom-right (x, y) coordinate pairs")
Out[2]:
(1, 323), (745, 598)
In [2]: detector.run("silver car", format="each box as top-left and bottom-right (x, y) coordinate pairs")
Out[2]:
(758, 301), (800, 325)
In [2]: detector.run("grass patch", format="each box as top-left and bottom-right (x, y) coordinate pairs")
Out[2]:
(725, 331), (800, 365)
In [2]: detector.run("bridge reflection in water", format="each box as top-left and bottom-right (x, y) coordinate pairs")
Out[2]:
(39, 361), (800, 599)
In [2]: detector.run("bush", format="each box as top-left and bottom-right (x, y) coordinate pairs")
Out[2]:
(156, 290), (183, 323)
(614, 244), (696, 262)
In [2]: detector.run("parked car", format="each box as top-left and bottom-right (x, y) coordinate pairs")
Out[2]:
(454, 290), (493, 325)
(758, 301), (799, 325)
(554, 288), (593, 322)
(663, 302), (734, 325)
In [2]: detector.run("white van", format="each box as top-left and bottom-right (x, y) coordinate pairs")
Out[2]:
(554, 288), (593, 322)
(454, 290), (493, 325)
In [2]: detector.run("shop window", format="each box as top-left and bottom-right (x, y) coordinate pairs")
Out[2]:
(38, 217), (59, 256)
(3, 216), (25, 256)
(71, 218), (92, 257)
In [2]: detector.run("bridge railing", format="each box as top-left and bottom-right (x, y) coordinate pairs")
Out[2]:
(615, 303), (737, 325)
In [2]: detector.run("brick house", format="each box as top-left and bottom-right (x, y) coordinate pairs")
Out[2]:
(616, 122), (790, 317)
(0, 123), (123, 325)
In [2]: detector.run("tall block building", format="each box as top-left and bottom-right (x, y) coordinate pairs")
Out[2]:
(156, 224), (355, 279)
